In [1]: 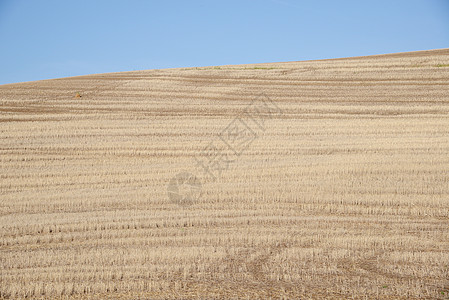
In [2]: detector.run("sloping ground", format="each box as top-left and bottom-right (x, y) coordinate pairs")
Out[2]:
(1, 49), (449, 299)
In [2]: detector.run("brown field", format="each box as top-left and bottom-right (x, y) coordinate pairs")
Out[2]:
(1, 49), (449, 299)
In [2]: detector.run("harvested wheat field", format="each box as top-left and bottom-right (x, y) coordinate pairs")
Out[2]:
(1, 49), (449, 299)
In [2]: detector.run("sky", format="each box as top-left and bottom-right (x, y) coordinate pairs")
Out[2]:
(0, 0), (448, 85)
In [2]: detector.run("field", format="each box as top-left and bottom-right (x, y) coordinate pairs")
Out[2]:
(1, 49), (449, 299)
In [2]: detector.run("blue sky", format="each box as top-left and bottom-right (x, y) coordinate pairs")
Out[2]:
(0, 0), (448, 85)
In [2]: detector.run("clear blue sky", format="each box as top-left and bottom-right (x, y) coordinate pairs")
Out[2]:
(0, 0), (448, 85)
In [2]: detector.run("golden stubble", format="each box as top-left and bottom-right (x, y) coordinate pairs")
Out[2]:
(1, 49), (449, 299)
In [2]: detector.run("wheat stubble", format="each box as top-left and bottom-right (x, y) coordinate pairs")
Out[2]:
(1, 49), (449, 299)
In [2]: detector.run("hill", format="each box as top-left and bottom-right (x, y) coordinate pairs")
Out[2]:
(1, 49), (449, 299)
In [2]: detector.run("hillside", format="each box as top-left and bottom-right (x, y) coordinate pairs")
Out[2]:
(1, 49), (449, 299)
